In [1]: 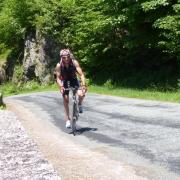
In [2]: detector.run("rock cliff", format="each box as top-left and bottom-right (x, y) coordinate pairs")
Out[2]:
(23, 30), (59, 84)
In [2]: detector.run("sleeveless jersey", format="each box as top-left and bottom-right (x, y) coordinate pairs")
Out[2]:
(60, 59), (77, 80)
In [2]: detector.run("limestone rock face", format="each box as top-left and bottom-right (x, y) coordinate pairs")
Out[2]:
(23, 30), (59, 84)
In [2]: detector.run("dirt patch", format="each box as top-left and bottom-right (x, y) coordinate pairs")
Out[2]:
(6, 99), (147, 180)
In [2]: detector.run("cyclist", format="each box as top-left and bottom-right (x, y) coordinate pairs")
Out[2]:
(54, 49), (87, 128)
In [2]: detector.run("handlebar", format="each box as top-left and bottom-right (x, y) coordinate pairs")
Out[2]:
(64, 86), (79, 90)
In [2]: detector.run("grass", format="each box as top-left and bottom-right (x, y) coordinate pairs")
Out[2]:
(0, 81), (57, 96)
(1, 82), (180, 103)
(89, 85), (180, 103)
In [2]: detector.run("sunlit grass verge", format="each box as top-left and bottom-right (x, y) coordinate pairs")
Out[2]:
(1, 82), (180, 103)
(89, 85), (180, 103)
(1, 81), (58, 97)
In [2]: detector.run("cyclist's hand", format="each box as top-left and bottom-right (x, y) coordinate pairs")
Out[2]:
(60, 86), (65, 94)
(81, 85), (87, 94)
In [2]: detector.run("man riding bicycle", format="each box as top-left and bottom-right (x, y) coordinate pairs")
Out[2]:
(54, 49), (87, 128)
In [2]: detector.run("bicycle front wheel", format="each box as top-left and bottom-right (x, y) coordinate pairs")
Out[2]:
(71, 102), (78, 135)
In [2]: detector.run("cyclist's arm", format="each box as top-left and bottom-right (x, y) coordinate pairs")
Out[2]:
(55, 63), (63, 89)
(74, 60), (86, 86)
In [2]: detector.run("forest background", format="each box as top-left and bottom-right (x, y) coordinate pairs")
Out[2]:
(0, 0), (179, 97)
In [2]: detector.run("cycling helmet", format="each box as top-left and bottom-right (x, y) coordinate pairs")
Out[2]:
(60, 49), (71, 57)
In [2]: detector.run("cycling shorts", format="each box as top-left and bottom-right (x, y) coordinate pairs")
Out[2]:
(62, 78), (80, 96)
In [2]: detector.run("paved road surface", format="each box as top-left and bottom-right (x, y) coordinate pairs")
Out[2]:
(5, 92), (180, 180)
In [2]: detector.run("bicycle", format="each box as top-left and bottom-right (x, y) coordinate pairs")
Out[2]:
(65, 85), (79, 136)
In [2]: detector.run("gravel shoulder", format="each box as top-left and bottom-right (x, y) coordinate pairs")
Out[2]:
(4, 99), (148, 180)
(0, 109), (60, 179)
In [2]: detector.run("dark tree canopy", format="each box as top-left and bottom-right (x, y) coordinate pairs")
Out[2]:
(0, 0), (179, 89)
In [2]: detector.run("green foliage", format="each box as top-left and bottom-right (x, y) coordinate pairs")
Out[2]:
(0, 0), (179, 90)
(1, 80), (43, 95)
(26, 0), (76, 39)
(0, 106), (6, 110)
(0, 44), (6, 54)
(13, 65), (24, 82)
(104, 79), (114, 88)
(22, 80), (40, 90)
(1, 80), (59, 97)
(0, 48), (11, 67)
(1, 83), (19, 95)
(178, 79), (180, 88)
(0, 0), (31, 46)
(141, 0), (169, 11)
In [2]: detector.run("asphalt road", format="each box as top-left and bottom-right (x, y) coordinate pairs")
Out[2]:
(6, 91), (180, 180)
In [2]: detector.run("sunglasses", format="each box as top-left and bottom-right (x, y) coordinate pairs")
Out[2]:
(61, 55), (70, 58)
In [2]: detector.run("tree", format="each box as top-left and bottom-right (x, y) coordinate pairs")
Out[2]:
(0, 0), (31, 47)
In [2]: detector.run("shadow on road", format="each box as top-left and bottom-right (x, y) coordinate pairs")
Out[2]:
(69, 127), (98, 135)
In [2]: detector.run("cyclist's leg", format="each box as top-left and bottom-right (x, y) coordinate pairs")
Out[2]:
(72, 79), (85, 105)
(78, 90), (85, 105)
(62, 81), (71, 126)
(63, 94), (70, 121)
(78, 90), (85, 113)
